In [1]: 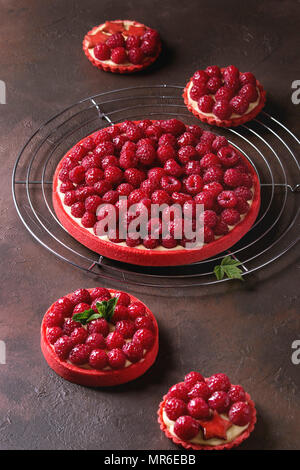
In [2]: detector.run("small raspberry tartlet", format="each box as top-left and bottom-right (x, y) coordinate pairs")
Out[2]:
(158, 372), (256, 450)
(41, 288), (159, 386)
(83, 20), (161, 73)
(183, 65), (266, 127)
(52, 119), (260, 266)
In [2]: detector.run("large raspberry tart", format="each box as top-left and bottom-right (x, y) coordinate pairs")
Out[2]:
(52, 119), (260, 266)
(158, 372), (256, 450)
(41, 288), (159, 386)
(83, 20), (161, 73)
(183, 65), (266, 127)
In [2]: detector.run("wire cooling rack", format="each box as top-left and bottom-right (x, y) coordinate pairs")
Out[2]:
(12, 85), (300, 287)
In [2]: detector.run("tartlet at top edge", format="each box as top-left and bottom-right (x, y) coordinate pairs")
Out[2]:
(183, 74), (266, 127)
(41, 288), (159, 387)
(82, 20), (161, 74)
(157, 391), (257, 450)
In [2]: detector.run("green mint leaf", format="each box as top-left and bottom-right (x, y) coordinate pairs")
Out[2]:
(214, 256), (244, 281)
(86, 313), (102, 323)
(95, 297), (119, 322)
(72, 308), (95, 325)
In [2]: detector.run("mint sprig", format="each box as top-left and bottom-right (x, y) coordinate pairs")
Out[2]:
(72, 297), (119, 324)
(213, 255), (244, 281)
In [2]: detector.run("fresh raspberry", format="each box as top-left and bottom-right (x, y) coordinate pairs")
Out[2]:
(62, 318), (81, 335)
(112, 134), (127, 151)
(213, 100), (232, 120)
(156, 144), (175, 164)
(215, 86), (235, 102)
(53, 335), (73, 360)
(69, 165), (85, 184)
(68, 145), (87, 162)
(46, 326), (63, 344)
(151, 190), (170, 205)
(203, 226), (214, 243)
(235, 197), (249, 214)
(184, 174), (203, 195)
(145, 124), (163, 141)
(94, 129), (111, 144)
(60, 181), (75, 193)
(187, 398), (210, 419)
(218, 147), (240, 168)
(190, 83), (207, 101)
(223, 168), (243, 187)
(136, 143), (156, 166)
(208, 391), (230, 413)
(192, 70), (208, 85)
(133, 328), (154, 350)
(194, 191), (215, 210)
(59, 167), (72, 182)
(197, 95), (214, 113)
(239, 84), (258, 103)
(195, 142), (212, 157)
(125, 125), (143, 142)
(186, 125), (203, 139)
(160, 175), (181, 194)
(200, 153), (221, 170)
(81, 154), (102, 171)
(113, 292), (130, 306)
(206, 373), (231, 393)
(161, 235), (177, 248)
(89, 349), (108, 370)
(119, 150), (138, 170)
(87, 318), (109, 337)
(171, 192), (193, 206)
(127, 188), (146, 206)
(123, 340), (143, 363)
(73, 302), (91, 314)
(90, 287), (111, 301)
(106, 125), (121, 138)
(51, 297), (74, 317)
(203, 181), (223, 197)
(174, 416), (199, 440)
(179, 145), (198, 164)
(163, 159), (182, 178)
(228, 385), (246, 403)
(158, 133), (177, 148)
(134, 316), (153, 331)
(128, 47), (144, 64)
(104, 166), (123, 185)
(82, 136), (96, 151)
(117, 183), (134, 196)
(102, 190), (119, 205)
(207, 76), (222, 93)
(124, 168), (145, 187)
(177, 132), (196, 147)
(202, 210), (218, 228)
(84, 168), (104, 187)
(81, 211), (96, 228)
(107, 348), (126, 369)
(239, 72), (256, 87)
(142, 28), (160, 42)
(106, 32), (125, 49)
(184, 371), (205, 389)
(137, 119), (152, 132)
(205, 65), (221, 78)
(228, 402), (252, 426)
(230, 95), (249, 115)
(217, 190), (238, 208)
(69, 344), (91, 365)
(183, 199), (197, 219)
(126, 34), (141, 49)
(115, 320), (135, 339)
(234, 186), (252, 201)
(184, 161), (201, 176)
(69, 289), (90, 305)
(45, 310), (64, 328)
(165, 398), (187, 421)
(101, 156), (118, 171)
(167, 382), (189, 402)
(94, 43), (111, 60)
(140, 178), (159, 196)
(214, 219), (229, 235)
(128, 302), (146, 320)
(141, 38), (158, 56)
(187, 381), (211, 401)
(95, 140), (115, 157)
(111, 304), (129, 323)
(239, 172), (253, 188)
(75, 186), (97, 202)
(126, 236), (141, 247)
(84, 195), (102, 213)
(221, 208), (240, 225)
(105, 331), (125, 350)
(70, 327), (88, 346)
(86, 332), (106, 349)
(160, 119), (186, 136)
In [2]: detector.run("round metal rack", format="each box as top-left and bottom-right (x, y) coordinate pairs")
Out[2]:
(12, 86), (300, 287)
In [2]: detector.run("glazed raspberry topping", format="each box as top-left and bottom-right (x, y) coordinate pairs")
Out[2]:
(188, 65), (261, 120)
(58, 119), (255, 250)
(163, 371), (253, 442)
(45, 289), (156, 371)
(91, 21), (161, 66)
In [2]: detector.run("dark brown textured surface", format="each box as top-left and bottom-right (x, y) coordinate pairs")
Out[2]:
(0, 0), (299, 450)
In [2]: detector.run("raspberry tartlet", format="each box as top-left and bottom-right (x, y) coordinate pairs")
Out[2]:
(158, 372), (256, 450)
(52, 119), (260, 266)
(41, 288), (159, 386)
(183, 65), (266, 127)
(83, 20), (161, 73)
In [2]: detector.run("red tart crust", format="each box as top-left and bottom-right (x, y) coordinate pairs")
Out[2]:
(52, 122), (260, 267)
(157, 392), (256, 450)
(41, 289), (159, 387)
(83, 20), (161, 74)
(183, 71), (266, 128)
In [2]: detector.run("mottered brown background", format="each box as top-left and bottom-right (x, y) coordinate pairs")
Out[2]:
(0, 0), (299, 450)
